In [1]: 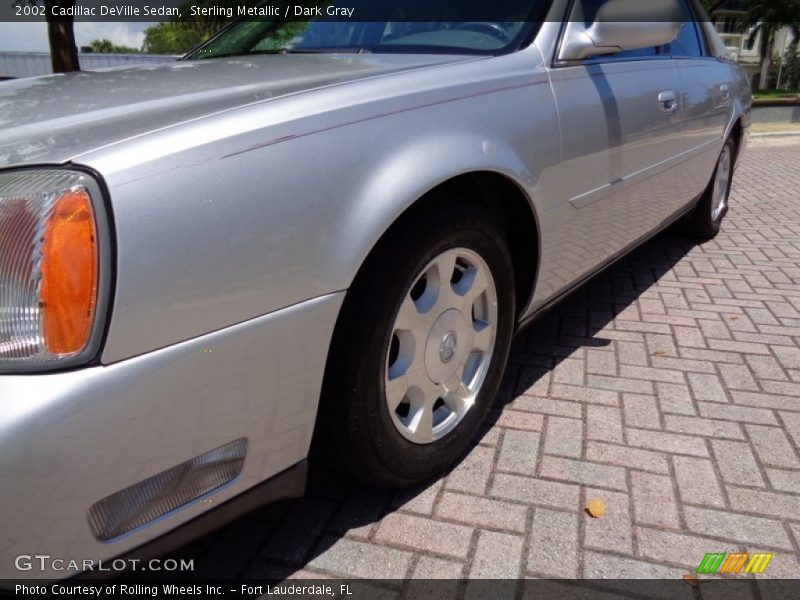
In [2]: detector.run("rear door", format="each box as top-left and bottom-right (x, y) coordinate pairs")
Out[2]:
(670, 0), (733, 204)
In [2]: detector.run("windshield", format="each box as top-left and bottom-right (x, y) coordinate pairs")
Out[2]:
(185, 2), (547, 59)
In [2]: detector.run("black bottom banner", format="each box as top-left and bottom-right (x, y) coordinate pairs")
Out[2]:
(2, 579), (799, 600)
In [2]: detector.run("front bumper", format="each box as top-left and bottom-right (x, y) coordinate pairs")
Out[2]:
(0, 292), (343, 580)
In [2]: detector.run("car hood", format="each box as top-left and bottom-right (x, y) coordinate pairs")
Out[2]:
(0, 54), (473, 167)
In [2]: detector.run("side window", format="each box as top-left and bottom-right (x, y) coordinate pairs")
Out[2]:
(671, 23), (704, 56)
(670, 1), (705, 57)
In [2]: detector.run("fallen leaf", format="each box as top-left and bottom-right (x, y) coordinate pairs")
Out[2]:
(585, 499), (606, 518)
(653, 351), (667, 357)
(682, 574), (699, 588)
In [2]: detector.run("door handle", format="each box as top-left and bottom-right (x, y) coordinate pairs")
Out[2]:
(720, 84), (731, 100)
(658, 90), (677, 112)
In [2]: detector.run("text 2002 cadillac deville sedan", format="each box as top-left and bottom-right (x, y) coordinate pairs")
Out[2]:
(0, 0), (749, 578)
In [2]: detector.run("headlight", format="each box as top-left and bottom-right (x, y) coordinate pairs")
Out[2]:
(0, 169), (110, 373)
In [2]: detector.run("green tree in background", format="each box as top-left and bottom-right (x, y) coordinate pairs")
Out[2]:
(142, 0), (328, 55)
(701, 0), (800, 91)
(89, 38), (141, 54)
(736, 0), (800, 90)
(142, 0), (263, 54)
(142, 22), (208, 54)
(781, 46), (800, 90)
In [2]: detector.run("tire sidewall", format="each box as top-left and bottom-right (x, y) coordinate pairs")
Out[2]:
(348, 208), (515, 483)
(708, 138), (736, 232)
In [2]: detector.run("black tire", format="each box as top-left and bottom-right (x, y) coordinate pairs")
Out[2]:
(314, 199), (516, 489)
(683, 138), (736, 240)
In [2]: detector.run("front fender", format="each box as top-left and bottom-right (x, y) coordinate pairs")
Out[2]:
(81, 65), (557, 363)
(340, 130), (540, 283)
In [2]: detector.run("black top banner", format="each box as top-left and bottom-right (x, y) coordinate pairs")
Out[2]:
(0, 0), (721, 24)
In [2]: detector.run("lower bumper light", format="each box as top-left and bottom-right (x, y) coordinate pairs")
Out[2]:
(87, 439), (247, 541)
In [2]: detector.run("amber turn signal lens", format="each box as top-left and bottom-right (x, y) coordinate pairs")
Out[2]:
(39, 188), (98, 355)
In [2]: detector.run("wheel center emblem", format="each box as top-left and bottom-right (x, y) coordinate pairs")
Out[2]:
(439, 330), (458, 364)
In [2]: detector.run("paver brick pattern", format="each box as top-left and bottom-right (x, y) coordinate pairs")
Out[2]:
(177, 144), (800, 581)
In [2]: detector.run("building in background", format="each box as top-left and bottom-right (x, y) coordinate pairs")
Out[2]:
(0, 52), (177, 80)
(710, 0), (797, 89)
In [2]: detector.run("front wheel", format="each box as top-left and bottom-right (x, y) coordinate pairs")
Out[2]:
(316, 202), (515, 488)
(683, 138), (735, 239)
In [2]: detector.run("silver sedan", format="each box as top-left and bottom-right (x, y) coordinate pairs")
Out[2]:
(0, 0), (750, 579)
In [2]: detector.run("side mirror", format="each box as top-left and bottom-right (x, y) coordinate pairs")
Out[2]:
(558, 0), (682, 62)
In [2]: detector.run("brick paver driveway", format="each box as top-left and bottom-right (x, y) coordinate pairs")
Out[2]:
(178, 141), (800, 581)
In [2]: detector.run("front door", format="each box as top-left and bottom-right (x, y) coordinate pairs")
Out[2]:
(536, 50), (683, 301)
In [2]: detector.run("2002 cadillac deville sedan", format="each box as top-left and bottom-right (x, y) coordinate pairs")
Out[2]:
(0, 0), (750, 579)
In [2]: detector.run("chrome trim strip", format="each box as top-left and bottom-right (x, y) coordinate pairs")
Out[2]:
(569, 136), (722, 209)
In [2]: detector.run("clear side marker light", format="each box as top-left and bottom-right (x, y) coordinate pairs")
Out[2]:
(87, 438), (247, 541)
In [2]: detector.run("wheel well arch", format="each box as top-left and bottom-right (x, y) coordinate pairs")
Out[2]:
(730, 117), (744, 154)
(468, 171), (541, 321)
(360, 171), (541, 322)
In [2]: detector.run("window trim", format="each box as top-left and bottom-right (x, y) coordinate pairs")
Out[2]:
(578, 44), (672, 66)
(669, 0), (710, 59)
